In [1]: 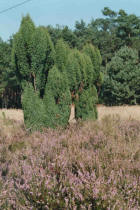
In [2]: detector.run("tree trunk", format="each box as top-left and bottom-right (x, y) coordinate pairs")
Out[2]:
(68, 103), (76, 124)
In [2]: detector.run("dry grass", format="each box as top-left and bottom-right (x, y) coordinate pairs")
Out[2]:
(0, 109), (23, 123)
(98, 105), (140, 121)
(0, 109), (24, 139)
(1, 105), (140, 125)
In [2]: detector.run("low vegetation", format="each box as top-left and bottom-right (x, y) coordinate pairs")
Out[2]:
(0, 107), (140, 209)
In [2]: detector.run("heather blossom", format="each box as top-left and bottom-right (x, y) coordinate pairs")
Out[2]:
(0, 115), (140, 209)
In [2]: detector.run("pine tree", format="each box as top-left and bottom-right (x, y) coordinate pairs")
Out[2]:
(102, 46), (140, 105)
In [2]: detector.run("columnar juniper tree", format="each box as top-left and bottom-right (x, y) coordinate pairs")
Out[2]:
(44, 40), (100, 126)
(75, 86), (98, 120)
(12, 16), (55, 94)
(55, 39), (70, 72)
(43, 66), (71, 128)
(43, 39), (71, 128)
(82, 43), (103, 99)
(66, 46), (100, 121)
(13, 15), (102, 129)
(12, 15), (55, 129)
(12, 15), (35, 88)
(31, 26), (55, 94)
(82, 44), (102, 85)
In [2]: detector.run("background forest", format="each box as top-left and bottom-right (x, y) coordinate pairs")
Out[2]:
(1, 7), (140, 119)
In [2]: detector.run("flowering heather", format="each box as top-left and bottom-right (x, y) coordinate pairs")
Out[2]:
(0, 114), (140, 209)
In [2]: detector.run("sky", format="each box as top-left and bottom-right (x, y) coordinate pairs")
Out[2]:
(0, 0), (140, 41)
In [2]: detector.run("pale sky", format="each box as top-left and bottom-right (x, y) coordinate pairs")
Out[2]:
(0, 0), (140, 41)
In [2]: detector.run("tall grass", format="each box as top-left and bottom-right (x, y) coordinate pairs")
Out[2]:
(0, 107), (140, 209)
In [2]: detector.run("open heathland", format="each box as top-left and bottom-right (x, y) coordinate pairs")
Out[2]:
(1, 5), (140, 209)
(0, 106), (140, 209)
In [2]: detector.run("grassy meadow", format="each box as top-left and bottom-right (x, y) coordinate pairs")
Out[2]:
(0, 106), (140, 209)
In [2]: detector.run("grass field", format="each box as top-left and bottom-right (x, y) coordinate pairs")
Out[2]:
(0, 106), (140, 209)
(98, 105), (140, 121)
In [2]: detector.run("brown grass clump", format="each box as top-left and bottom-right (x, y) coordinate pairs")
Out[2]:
(0, 107), (140, 209)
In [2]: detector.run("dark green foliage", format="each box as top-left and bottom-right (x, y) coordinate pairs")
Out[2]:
(43, 66), (71, 128)
(31, 26), (55, 92)
(61, 26), (78, 48)
(66, 50), (82, 93)
(42, 39), (71, 128)
(116, 10), (140, 47)
(12, 15), (55, 94)
(74, 20), (90, 49)
(102, 46), (140, 105)
(66, 48), (99, 121)
(102, 7), (117, 17)
(82, 53), (96, 86)
(82, 44), (102, 83)
(7, 8), (140, 126)
(0, 38), (21, 108)
(72, 50), (87, 85)
(75, 86), (98, 120)
(47, 25), (78, 48)
(66, 49), (96, 93)
(0, 39), (11, 106)
(12, 15), (35, 87)
(55, 39), (69, 72)
(1, 13), (102, 128)
(47, 25), (63, 46)
(22, 84), (46, 130)
(67, 50), (96, 89)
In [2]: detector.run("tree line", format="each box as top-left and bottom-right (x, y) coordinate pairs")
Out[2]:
(0, 7), (140, 128)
